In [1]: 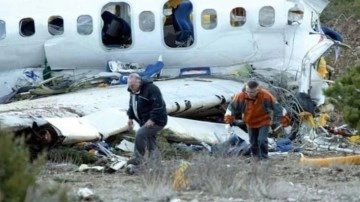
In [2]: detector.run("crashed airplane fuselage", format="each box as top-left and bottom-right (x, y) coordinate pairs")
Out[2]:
(0, 0), (337, 105)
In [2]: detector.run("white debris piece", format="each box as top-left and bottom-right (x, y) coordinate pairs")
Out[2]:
(116, 139), (135, 152)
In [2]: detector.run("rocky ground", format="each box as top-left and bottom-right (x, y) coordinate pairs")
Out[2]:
(37, 150), (360, 202)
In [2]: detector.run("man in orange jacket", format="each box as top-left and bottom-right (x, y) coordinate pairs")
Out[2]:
(224, 80), (283, 160)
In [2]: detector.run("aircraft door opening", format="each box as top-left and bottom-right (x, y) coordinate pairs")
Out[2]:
(101, 2), (132, 49)
(163, 0), (194, 48)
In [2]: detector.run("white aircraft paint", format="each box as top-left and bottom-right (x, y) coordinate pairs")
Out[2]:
(0, 0), (334, 106)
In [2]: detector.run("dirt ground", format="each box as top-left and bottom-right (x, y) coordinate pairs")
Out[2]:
(38, 150), (360, 202)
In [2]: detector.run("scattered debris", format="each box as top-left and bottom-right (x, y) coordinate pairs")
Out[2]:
(78, 164), (105, 172)
(116, 139), (135, 152)
(300, 154), (360, 167)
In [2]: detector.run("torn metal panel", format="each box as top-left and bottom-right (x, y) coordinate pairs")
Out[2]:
(31, 108), (249, 146)
(116, 139), (135, 152)
(43, 108), (131, 145)
(164, 116), (248, 145)
(0, 78), (243, 131)
(299, 38), (334, 105)
(302, 0), (329, 14)
(82, 108), (129, 139)
(46, 117), (101, 145)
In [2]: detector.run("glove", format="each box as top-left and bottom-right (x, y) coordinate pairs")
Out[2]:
(271, 123), (282, 134)
(224, 115), (235, 125)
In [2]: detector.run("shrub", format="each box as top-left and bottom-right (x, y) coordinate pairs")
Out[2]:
(0, 131), (44, 202)
(324, 65), (360, 131)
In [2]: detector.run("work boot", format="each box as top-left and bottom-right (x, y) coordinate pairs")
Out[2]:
(125, 164), (137, 175)
(127, 158), (141, 166)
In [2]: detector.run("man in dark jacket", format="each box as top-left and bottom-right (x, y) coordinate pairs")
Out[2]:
(126, 73), (168, 165)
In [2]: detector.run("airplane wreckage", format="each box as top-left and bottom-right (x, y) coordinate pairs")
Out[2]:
(0, 0), (359, 169)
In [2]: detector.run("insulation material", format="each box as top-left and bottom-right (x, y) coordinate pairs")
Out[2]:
(300, 155), (360, 167)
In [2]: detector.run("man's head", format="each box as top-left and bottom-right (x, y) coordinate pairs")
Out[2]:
(245, 80), (260, 99)
(127, 73), (142, 92)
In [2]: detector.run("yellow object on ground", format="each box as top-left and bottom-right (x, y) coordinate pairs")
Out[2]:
(173, 161), (189, 191)
(317, 113), (329, 127)
(317, 56), (328, 78)
(98, 83), (108, 88)
(300, 155), (360, 167)
(299, 111), (315, 128)
(349, 135), (360, 143)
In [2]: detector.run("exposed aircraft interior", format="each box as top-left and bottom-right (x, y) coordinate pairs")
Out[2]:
(101, 3), (132, 48)
(163, 0), (194, 48)
(48, 16), (64, 35)
(20, 18), (35, 37)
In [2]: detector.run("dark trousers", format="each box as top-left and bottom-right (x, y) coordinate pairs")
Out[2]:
(248, 126), (269, 160)
(134, 125), (164, 159)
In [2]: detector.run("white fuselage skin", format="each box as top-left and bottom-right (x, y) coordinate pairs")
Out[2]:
(0, 0), (333, 103)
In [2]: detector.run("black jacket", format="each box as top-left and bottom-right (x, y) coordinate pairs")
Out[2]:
(127, 79), (168, 127)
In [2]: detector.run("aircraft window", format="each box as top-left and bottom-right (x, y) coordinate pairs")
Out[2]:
(101, 3), (132, 49)
(288, 4), (304, 25)
(48, 16), (64, 35)
(163, 0), (194, 48)
(259, 6), (275, 27)
(0, 20), (5, 40)
(20, 18), (35, 37)
(77, 15), (93, 35)
(202, 9), (217, 30)
(139, 11), (155, 32)
(230, 7), (246, 27)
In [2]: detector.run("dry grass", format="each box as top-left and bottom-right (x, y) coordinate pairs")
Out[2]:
(130, 152), (176, 202)
(35, 151), (360, 202)
(185, 154), (279, 199)
(24, 182), (72, 202)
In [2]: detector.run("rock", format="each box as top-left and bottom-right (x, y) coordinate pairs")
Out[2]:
(77, 188), (102, 201)
(319, 167), (332, 175)
(287, 197), (297, 202)
(339, 143), (348, 148)
(352, 171), (360, 177)
(355, 46), (360, 55)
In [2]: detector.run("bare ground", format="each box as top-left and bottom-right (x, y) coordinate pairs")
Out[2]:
(38, 151), (360, 202)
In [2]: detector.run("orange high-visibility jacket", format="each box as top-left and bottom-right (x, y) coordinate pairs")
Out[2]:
(224, 88), (283, 128)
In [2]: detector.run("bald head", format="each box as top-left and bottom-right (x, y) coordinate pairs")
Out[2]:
(127, 73), (141, 92)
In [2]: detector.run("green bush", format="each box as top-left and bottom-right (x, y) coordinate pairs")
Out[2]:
(324, 65), (360, 131)
(0, 131), (44, 202)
